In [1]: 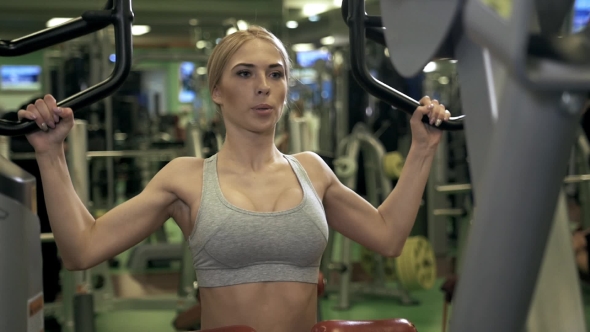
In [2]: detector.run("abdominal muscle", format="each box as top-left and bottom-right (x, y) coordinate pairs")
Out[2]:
(199, 281), (318, 332)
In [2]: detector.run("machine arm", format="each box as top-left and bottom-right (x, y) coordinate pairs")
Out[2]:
(0, 0), (134, 136)
(341, 0), (465, 131)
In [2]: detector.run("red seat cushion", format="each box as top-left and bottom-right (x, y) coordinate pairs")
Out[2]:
(311, 319), (418, 332)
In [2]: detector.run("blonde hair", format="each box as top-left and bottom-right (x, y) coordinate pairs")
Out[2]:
(206, 26), (291, 111)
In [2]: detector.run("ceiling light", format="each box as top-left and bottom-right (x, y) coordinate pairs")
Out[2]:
(303, 4), (328, 17)
(189, 18), (198, 26)
(226, 27), (238, 35)
(196, 40), (207, 49)
(423, 62), (437, 73)
(196, 67), (207, 75)
(46, 17), (74, 28)
(333, 0), (343, 6)
(132, 25), (151, 36)
(292, 43), (315, 52)
(286, 21), (299, 29)
(236, 20), (249, 31)
(320, 36), (335, 45)
(308, 15), (320, 22)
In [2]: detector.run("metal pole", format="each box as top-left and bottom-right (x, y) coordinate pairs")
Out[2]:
(449, 75), (582, 332)
(102, 30), (115, 208)
(66, 119), (96, 332)
(0, 136), (9, 159)
(427, 131), (449, 256)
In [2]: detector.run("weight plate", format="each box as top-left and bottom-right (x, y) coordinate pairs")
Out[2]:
(395, 236), (437, 291)
(383, 151), (404, 179)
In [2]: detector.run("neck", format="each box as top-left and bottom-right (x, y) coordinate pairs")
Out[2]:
(217, 126), (283, 172)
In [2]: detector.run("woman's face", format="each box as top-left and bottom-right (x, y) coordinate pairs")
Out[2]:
(212, 38), (288, 135)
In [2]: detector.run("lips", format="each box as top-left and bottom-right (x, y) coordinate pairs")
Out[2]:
(252, 104), (273, 111)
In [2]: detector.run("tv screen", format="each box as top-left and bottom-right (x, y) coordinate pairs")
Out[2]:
(573, 0), (590, 33)
(1, 65), (42, 91)
(178, 62), (196, 103)
(296, 50), (330, 68)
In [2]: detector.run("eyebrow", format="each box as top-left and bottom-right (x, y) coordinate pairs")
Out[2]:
(232, 63), (284, 70)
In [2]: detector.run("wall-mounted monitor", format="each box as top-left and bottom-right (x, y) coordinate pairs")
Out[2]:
(573, 0), (590, 33)
(1, 65), (42, 91)
(296, 50), (330, 68)
(179, 62), (196, 103)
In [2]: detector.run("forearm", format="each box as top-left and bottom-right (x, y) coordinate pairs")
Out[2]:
(36, 147), (95, 268)
(377, 145), (436, 254)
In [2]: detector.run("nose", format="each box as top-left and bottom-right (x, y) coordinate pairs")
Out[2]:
(256, 77), (270, 95)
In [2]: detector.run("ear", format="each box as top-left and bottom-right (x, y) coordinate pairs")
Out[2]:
(211, 85), (223, 105)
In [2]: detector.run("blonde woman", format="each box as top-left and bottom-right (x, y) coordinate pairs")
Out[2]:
(18, 26), (451, 332)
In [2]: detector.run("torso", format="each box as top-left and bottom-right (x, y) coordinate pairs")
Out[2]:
(167, 152), (330, 332)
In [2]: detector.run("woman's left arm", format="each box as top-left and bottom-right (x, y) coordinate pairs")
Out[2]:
(320, 96), (450, 257)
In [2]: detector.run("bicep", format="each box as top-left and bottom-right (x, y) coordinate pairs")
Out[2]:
(323, 179), (390, 255)
(83, 160), (181, 268)
(299, 152), (390, 255)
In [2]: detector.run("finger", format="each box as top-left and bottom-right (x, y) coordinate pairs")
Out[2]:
(34, 99), (55, 129)
(17, 109), (37, 121)
(43, 94), (58, 110)
(57, 107), (74, 121)
(444, 109), (451, 121)
(418, 95), (432, 107)
(26, 104), (48, 132)
(44, 95), (59, 123)
(435, 104), (446, 127)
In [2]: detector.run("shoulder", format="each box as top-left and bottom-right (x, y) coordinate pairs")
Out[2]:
(160, 156), (205, 175)
(153, 157), (206, 190)
(291, 151), (336, 185)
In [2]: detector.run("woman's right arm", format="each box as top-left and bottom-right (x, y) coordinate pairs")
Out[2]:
(36, 149), (182, 270)
(20, 95), (186, 271)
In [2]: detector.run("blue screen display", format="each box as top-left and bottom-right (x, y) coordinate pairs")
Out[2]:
(296, 50), (330, 68)
(1, 65), (42, 91)
(179, 62), (196, 103)
(573, 0), (590, 32)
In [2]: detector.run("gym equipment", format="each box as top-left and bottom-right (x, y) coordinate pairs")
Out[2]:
(345, 0), (588, 331)
(0, 1), (133, 331)
(382, 151), (404, 179)
(340, 0), (465, 132)
(0, 0), (133, 136)
(344, 0), (589, 331)
(324, 123), (418, 309)
(311, 319), (417, 332)
(394, 236), (437, 291)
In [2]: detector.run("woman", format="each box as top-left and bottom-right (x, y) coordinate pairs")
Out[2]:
(18, 26), (451, 332)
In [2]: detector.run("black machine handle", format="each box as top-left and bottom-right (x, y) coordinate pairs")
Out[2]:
(342, 0), (464, 131)
(0, 0), (134, 136)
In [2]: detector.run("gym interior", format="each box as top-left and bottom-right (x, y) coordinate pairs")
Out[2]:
(1, 0), (590, 331)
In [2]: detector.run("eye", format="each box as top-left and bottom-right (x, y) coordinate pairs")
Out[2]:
(270, 71), (284, 79)
(237, 70), (251, 78)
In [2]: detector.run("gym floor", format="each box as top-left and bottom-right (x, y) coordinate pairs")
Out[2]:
(50, 221), (590, 332)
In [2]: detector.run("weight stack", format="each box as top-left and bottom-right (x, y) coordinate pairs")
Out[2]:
(0, 156), (44, 332)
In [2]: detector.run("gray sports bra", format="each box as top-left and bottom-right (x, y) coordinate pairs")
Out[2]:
(187, 154), (329, 288)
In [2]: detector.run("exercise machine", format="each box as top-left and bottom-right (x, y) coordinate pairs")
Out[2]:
(343, 0), (588, 331)
(0, 1), (133, 331)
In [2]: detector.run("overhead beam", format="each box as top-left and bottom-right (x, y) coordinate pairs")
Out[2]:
(0, 0), (283, 16)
